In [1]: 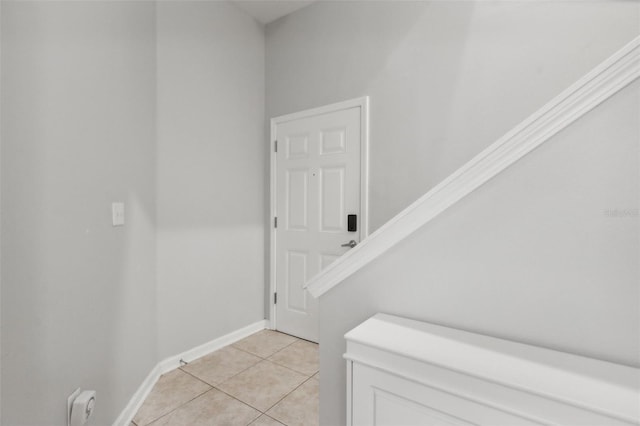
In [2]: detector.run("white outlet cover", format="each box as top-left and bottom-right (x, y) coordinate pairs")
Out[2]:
(67, 388), (81, 426)
(112, 202), (125, 226)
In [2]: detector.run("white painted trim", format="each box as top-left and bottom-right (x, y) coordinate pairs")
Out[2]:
(345, 314), (640, 425)
(269, 118), (277, 330)
(112, 320), (267, 426)
(269, 97), (370, 330)
(359, 97), (371, 238)
(306, 35), (640, 298)
(112, 363), (164, 426)
(272, 96), (370, 126)
(0, 2), (3, 421)
(346, 359), (353, 426)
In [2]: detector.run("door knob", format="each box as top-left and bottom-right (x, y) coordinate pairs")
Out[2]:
(341, 240), (357, 248)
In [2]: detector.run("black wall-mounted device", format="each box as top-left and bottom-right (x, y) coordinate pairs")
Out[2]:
(348, 214), (357, 232)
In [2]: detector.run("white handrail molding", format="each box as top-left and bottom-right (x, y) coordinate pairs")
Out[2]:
(305, 35), (640, 298)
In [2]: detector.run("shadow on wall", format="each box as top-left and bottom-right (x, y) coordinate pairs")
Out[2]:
(266, 1), (475, 231)
(264, 2), (640, 426)
(319, 68), (640, 426)
(267, 1), (638, 232)
(1, 1), (158, 424)
(263, 0), (475, 317)
(154, 0), (265, 360)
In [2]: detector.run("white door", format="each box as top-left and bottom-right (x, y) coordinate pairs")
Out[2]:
(274, 105), (363, 342)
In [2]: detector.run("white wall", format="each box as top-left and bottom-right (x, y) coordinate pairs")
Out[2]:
(0, 1), (3, 420)
(1, 2), (158, 424)
(319, 79), (640, 425)
(0, 2), (3, 420)
(0, 1), (266, 422)
(266, 0), (639, 230)
(156, 1), (265, 359)
(265, 2), (639, 425)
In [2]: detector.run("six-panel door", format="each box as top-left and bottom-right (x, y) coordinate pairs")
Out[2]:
(275, 107), (361, 342)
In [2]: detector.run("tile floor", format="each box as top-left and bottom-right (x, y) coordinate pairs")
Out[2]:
(132, 330), (319, 426)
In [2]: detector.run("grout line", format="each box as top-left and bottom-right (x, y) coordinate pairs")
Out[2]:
(266, 354), (319, 377)
(210, 383), (269, 414)
(178, 348), (309, 413)
(261, 374), (317, 415)
(262, 413), (287, 426)
(268, 342), (301, 359)
(178, 342), (265, 385)
(229, 344), (270, 360)
(261, 358), (318, 379)
(206, 361), (312, 415)
(232, 335), (301, 360)
(139, 372), (212, 426)
(181, 370), (274, 418)
(150, 387), (214, 424)
(244, 411), (264, 426)
(246, 413), (286, 426)
(179, 368), (218, 388)
(272, 414), (288, 426)
(136, 333), (316, 426)
(181, 359), (259, 388)
(216, 360), (264, 385)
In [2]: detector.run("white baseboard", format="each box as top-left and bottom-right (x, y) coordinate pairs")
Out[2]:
(113, 363), (165, 426)
(112, 320), (268, 426)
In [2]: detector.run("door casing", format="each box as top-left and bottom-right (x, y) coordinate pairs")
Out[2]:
(269, 96), (370, 332)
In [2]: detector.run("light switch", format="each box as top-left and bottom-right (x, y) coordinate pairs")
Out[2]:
(112, 202), (125, 226)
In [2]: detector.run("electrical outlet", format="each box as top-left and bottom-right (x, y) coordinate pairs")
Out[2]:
(67, 388), (81, 426)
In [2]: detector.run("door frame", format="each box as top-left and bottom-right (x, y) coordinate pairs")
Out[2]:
(269, 96), (370, 331)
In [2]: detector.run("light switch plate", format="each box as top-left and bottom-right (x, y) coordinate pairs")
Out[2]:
(112, 202), (125, 226)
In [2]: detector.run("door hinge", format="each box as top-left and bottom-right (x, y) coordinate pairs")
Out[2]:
(274, 140), (278, 153)
(274, 217), (278, 228)
(274, 292), (278, 304)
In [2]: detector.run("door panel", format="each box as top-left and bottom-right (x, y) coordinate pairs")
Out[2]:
(286, 169), (309, 231)
(320, 167), (346, 232)
(320, 128), (346, 154)
(275, 106), (361, 342)
(286, 250), (308, 313)
(287, 134), (310, 159)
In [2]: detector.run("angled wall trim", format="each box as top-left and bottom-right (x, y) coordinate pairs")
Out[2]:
(306, 35), (640, 298)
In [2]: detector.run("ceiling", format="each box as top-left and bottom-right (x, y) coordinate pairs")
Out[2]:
(231, 0), (317, 24)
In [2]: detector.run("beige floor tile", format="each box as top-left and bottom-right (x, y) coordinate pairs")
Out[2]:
(268, 340), (319, 376)
(249, 415), (285, 426)
(217, 360), (307, 412)
(233, 330), (297, 358)
(133, 369), (211, 426)
(149, 388), (261, 426)
(181, 346), (262, 385)
(267, 378), (319, 426)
